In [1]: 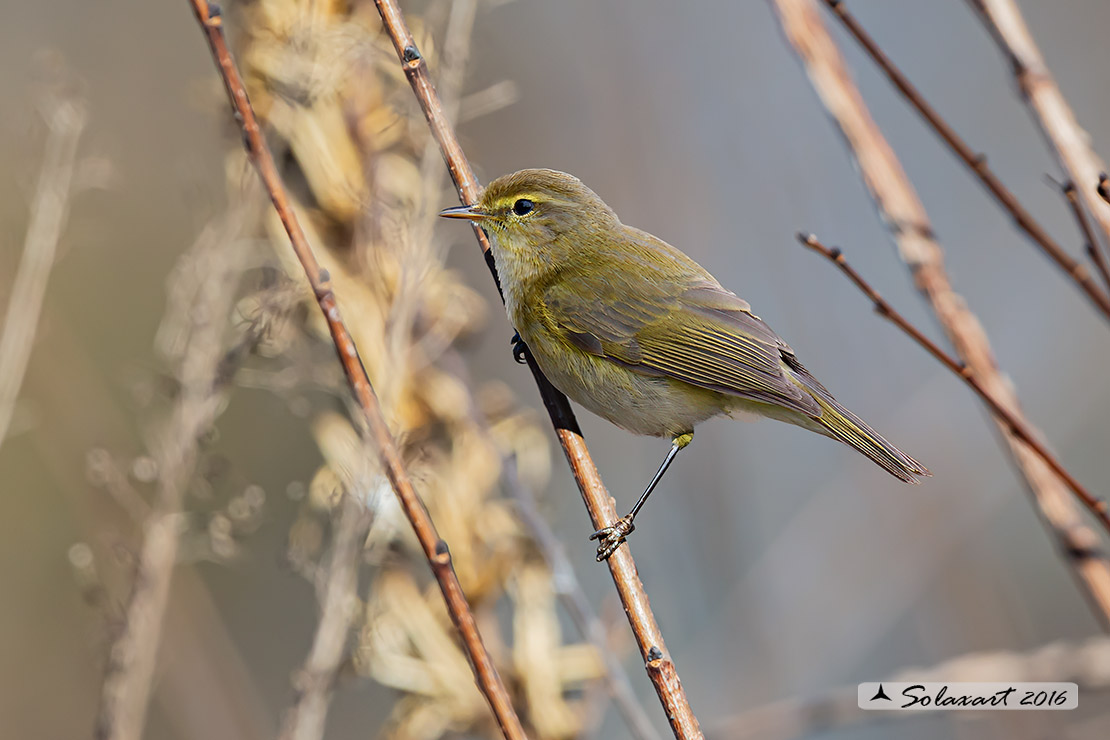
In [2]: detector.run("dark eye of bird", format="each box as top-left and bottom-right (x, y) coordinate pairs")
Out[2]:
(512, 198), (534, 216)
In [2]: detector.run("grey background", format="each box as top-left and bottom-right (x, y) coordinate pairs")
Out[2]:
(2, 1), (1109, 738)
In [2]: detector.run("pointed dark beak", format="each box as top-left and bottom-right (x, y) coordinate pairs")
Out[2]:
(439, 204), (489, 221)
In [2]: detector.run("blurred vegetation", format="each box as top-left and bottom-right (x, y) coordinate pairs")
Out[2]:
(5, 1), (1110, 739)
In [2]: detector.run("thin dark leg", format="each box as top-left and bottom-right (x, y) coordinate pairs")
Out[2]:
(590, 433), (691, 561)
(627, 443), (681, 521)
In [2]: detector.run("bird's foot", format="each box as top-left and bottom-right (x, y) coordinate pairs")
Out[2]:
(510, 331), (528, 365)
(589, 515), (635, 561)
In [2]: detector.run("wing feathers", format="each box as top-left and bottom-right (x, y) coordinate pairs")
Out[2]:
(543, 274), (820, 416)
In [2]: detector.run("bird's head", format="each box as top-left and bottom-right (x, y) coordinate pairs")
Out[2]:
(439, 169), (618, 259)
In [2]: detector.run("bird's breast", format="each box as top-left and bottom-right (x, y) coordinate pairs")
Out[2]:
(511, 308), (728, 439)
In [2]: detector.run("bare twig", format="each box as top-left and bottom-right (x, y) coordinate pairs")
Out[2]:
(1054, 178), (1110, 294)
(279, 497), (371, 740)
(504, 457), (662, 740)
(820, 0), (1110, 320)
(0, 99), (85, 450)
(771, 0), (1110, 630)
(968, 0), (1110, 251)
(96, 206), (253, 740)
(371, 2), (703, 737)
(282, 5), (483, 737)
(800, 233), (1110, 534)
(184, 4), (528, 740)
(711, 635), (1110, 740)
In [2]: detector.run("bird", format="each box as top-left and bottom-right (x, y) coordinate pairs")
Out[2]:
(441, 169), (929, 559)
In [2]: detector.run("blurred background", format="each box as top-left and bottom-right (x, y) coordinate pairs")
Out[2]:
(2, 0), (1110, 738)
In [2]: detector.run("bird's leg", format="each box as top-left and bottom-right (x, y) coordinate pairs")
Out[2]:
(590, 432), (692, 561)
(510, 331), (528, 364)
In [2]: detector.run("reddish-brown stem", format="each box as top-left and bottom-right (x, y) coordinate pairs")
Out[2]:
(821, 0), (1110, 320)
(773, 0), (1110, 631)
(184, 3), (526, 740)
(371, 2), (702, 738)
(1056, 178), (1110, 294)
(800, 233), (1110, 534)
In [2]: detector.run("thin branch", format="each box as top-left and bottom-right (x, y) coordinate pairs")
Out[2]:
(820, 0), (1110, 320)
(281, 5), (481, 737)
(96, 205), (253, 740)
(967, 0), (1110, 253)
(711, 635), (1110, 740)
(504, 457), (662, 740)
(370, 2), (703, 738)
(800, 233), (1110, 534)
(1053, 177), (1110, 294)
(0, 98), (85, 450)
(771, 0), (1110, 631)
(184, 4), (528, 740)
(279, 497), (372, 740)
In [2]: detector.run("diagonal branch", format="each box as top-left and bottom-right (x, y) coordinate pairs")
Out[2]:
(184, 3), (527, 740)
(967, 0), (1110, 253)
(370, 2), (703, 738)
(0, 98), (85, 450)
(771, 0), (1110, 630)
(1055, 178), (1110, 294)
(799, 233), (1108, 535)
(820, 0), (1110, 320)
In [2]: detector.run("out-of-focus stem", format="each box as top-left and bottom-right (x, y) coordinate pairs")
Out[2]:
(184, 3), (528, 740)
(968, 0), (1110, 257)
(504, 457), (662, 740)
(0, 100), (85, 450)
(279, 498), (371, 740)
(771, 0), (1110, 631)
(820, 0), (1110, 320)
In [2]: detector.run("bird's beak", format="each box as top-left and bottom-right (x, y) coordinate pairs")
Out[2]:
(439, 204), (489, 221)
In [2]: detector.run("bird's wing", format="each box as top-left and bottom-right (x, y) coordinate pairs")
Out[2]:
(542, 273), (820, 416)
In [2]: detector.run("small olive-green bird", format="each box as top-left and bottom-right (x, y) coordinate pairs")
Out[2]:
(442, 169), (929, 559)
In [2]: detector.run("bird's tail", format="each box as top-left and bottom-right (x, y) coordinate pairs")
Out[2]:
(787, 357), (930, 484)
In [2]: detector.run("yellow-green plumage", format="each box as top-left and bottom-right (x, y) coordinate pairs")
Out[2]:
(444, 169), (928, 485)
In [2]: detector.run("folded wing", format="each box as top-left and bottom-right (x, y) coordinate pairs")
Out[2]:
(543, 270), (820, 417)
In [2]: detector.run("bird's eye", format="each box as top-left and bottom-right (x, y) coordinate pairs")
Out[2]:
(512, 198), (534, 216)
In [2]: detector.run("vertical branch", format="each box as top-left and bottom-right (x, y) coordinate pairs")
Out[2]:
(279, 498), (371, 740)
(184, 4), (528, 740)
(770, 0), (1110, 629)
(505, 458), (662, 740)
(370, 2), (704, 738)
(0, 99), (85, 450)
(968, 0), (1110, 248)
(96, 208), (253, 740)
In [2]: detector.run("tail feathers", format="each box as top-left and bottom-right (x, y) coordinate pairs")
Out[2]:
(786, 357), (930, 483)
